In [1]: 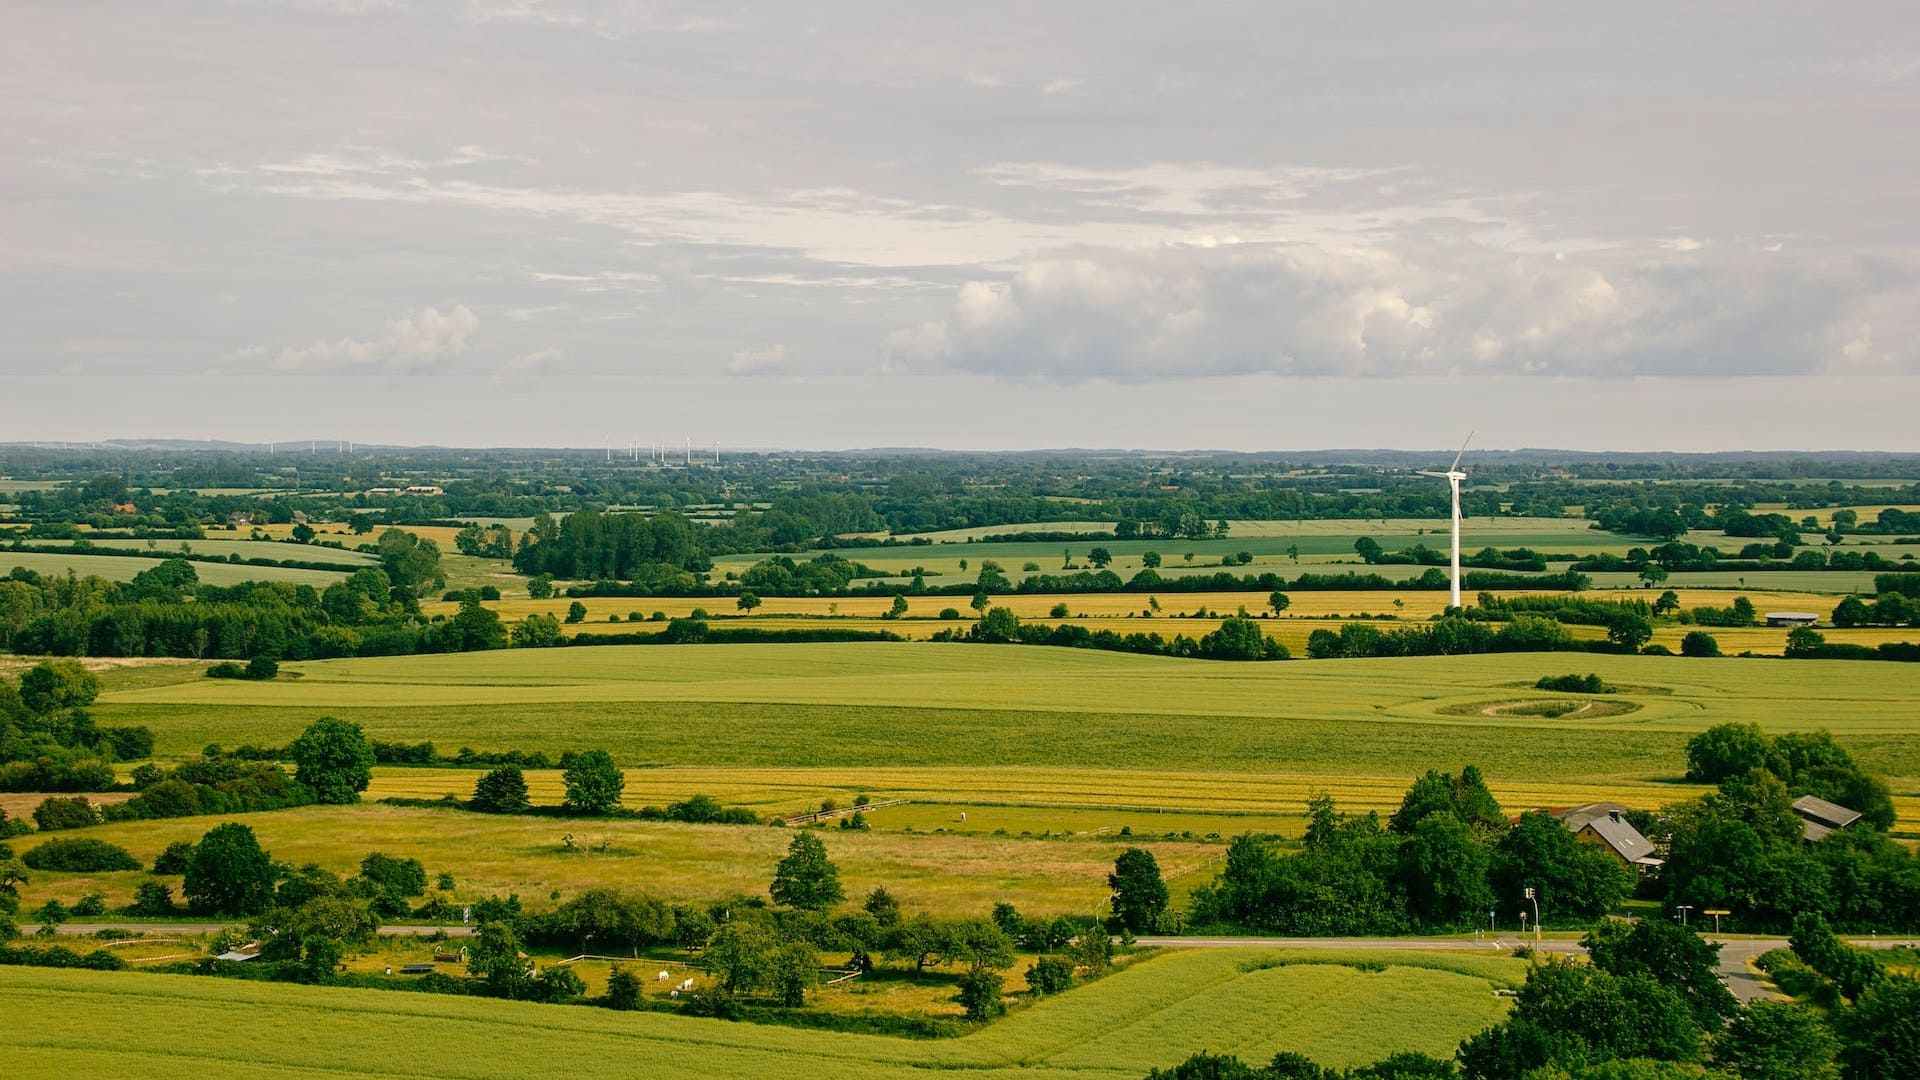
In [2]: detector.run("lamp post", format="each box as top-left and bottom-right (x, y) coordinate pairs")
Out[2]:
(1675, 905), (1693, 927)
(1524, 887), (1540, 945)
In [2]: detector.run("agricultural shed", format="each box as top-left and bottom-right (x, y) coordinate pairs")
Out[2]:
(1792, 795), (1861, 842)
(1764, 612), (1820, 626)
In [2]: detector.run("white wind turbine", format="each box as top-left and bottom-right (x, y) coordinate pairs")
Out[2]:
(1418, 432), (1474, 609)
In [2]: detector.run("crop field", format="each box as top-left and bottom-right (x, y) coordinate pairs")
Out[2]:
(90, 644), (1920, 784)
(0, 551), (351, 587)
(353, 764), (1720, 833)
(0, 949), (1520, 1079)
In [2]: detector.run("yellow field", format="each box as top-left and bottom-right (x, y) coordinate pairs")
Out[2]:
(420, 586), (1905, 656)
(361, 764), (1716, 823)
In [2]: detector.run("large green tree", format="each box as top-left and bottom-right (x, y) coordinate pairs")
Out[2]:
(561, 750), (625, 814)
(770, 832), (844, 911)
(1108, 848), (1170, 933)
(288, 717), (375, 804)
(183, 822), (277, 915)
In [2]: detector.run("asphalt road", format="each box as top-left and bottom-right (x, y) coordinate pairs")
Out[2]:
(27, 924), (1912, 1003)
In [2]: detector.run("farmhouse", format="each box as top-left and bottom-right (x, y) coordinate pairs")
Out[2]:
(1764, 612), (1820, 627)
(1549, 802), (1663, 872)
(1792, 794), (1862, 842)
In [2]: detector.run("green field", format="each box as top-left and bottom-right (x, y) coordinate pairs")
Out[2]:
(0, 949), (1519, 1079)
(77, 538), (375, 567)
(0, 551), (351, 587)
(92, 644), (1920, 784)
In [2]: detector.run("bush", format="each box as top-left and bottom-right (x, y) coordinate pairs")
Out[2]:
(129, 881), (175, 917)
(1680, 631), (1721, 658)
(72, 891), (107, 917)
(471, 766), (532, 814)
(1534, 673), (1614, 694)
(1025, 954), (1074, 996)
(245, 655), (279, 680)
(153, 840), (197, 875)
(23, 837), (142, 872)
(205, 661), (247, 679)
(32, 796), (99, 831)
(956, 969), (1005, 1020)
(136, 780), (202, 819)
(605, 966), (641, 1010)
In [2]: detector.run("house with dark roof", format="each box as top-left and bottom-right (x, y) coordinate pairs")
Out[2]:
(1792, 795), (1861, 842)
(1548, 802), (1663, 872)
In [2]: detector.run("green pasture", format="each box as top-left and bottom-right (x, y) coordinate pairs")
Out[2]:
(0, 949), (1518, 1079)
(91, 644), (1920, 782)
(0, 551), (351, 587)
(77, 538), (375, 567)
(1584, 570), (1888, 595)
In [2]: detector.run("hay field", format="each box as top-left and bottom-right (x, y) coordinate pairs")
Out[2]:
(0, 949), (1518, 1079)
(91, 645), (1920, 783)
(5, 804), (1219, 915)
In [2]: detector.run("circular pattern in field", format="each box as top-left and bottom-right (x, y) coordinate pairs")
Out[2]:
(1439, 698), (1643, 720)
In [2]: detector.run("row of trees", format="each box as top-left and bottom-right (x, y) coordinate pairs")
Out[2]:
(1191, 769), (1629, 935)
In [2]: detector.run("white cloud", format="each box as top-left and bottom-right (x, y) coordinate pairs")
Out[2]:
(271, 306), (479, 373)
(888, 240), (1920, 379)
(727, 343), (789, 373)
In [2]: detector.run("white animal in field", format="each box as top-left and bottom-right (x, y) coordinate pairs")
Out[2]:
(658, 971), (669, 981)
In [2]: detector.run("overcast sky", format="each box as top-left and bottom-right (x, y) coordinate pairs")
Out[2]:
(4, 2), (1917, 451)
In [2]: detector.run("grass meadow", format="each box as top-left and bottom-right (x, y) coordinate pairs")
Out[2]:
(92, 644), (1920, 783)
(0, 551), (352, 587)
(0, 948), (1520, 1079)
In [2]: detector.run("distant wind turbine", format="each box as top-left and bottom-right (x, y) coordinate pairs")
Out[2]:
(1417, 432), (1474, 609)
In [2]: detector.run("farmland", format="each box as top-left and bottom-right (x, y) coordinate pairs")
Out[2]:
(0, 948), (1521, 1079)
(429, 585), (1909, 656)
(90, 644), (1920, 783)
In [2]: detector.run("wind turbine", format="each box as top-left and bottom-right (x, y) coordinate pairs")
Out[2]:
(1418, 432), (1474, 609)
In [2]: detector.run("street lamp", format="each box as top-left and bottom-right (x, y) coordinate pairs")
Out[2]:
(1675, 905), (1693, 927)
(1524, 887), (1540, 944)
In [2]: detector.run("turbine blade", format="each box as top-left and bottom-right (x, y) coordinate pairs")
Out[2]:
(1449, 430), (1475, 474)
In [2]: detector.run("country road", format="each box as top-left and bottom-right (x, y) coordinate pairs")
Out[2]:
(22, 922), (1871, 1002)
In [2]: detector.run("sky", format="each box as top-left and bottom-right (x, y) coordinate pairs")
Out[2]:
(3, 1), (1918, 451)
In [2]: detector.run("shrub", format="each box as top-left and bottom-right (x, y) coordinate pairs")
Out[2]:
(245, 655), (279, 680)
(153, 840), (197, 875)
(129, 881), (175, 917)
(32, 796), (99, 832)
(72, 891), (107, 917)
(136, 780), (202, 819)
(1680, 631), (1721, 658)
(471, 766), (532, 814)
(1534, 673), (1614, 694)
(605, 966), (641, 1010)
(1025, 954), (1074, 996)
(23, 837), (142, 872)
(956, 969), (1005, 1020)
(205, 662), (247, 679)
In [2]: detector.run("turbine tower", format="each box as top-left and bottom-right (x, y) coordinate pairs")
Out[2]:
(1417, 432), (1473, 609)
